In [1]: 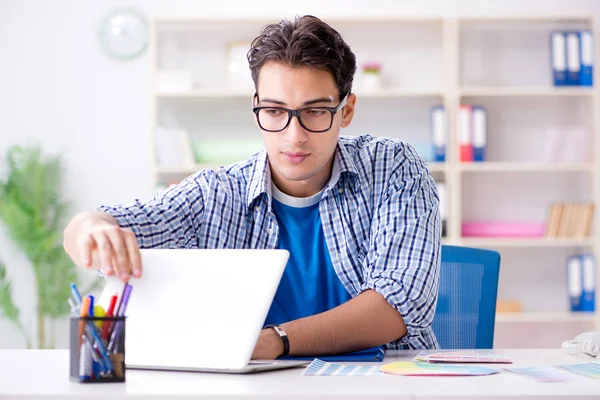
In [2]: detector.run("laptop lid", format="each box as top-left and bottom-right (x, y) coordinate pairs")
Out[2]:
(102, 249), (289, 371)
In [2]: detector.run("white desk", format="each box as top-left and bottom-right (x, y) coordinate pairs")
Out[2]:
(1, 349), (599, 399)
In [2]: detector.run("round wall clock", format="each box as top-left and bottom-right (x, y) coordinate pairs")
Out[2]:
(98, 8), (149, 60)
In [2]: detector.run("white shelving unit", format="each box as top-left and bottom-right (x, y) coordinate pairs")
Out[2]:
(150, 16), (599, 347)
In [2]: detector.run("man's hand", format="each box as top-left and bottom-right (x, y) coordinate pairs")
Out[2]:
(251, 327), (284, 360)
(63, 211), (142, 282)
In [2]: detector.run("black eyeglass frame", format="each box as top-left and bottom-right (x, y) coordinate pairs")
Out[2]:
(252, 94), (349, 133)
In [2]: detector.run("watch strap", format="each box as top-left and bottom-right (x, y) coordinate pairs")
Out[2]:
(264, 324), (290, 358)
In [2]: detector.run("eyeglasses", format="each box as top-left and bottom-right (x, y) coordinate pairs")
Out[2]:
(252, 94), (348, 133)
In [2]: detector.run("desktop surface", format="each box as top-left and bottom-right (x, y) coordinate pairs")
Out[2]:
(1, 349), (599, 399)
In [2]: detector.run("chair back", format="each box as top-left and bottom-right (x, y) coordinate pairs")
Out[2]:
(432, 245), (501, 349)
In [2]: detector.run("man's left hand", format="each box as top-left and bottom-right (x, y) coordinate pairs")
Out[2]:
(251, 327), (285, 360)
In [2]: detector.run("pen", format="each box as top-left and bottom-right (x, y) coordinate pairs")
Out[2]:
(82, 294), (114, 375)
(102, 294), (118, 341)
(87, 295), (94, 317)
(108, 283), (132, 353)
(78, 296), (92, 380)
(70, 283), (82, 306)
(67, 298), (79, 316)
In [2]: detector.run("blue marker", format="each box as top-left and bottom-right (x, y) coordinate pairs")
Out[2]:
(70, 283), (83, 306)
(87, 295), (94, 317)
(85, 295), (114, 375)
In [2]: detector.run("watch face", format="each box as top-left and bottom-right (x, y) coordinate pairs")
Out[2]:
(98, 8), (149, 60)
(273, 326), (286, 336)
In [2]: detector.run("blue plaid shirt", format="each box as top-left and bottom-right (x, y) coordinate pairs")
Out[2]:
(98, 134), (441, 349)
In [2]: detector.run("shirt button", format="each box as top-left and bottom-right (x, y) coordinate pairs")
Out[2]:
(338, 188), (344, 194)
(254, 206), (260, 212)
(267, 228), (274, 235)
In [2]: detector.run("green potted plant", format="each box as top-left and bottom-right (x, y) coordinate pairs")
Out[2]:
(0, 145), (97, 348)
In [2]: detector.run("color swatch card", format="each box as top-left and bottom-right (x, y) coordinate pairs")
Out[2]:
(302, 359), (383, 376)
(559, 362), (600, 379)
(414, 350), (513, 364)
(381, 362), (499, 376)
(506, 366), (586, 383)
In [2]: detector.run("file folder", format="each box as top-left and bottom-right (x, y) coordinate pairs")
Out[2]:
(566, 32), (581, 86)
(567, 255), (582, 312)
(551, 31), (567, 86)
(431, 106), (446, 162)
(581, 254), (595, 312)
(472, 106), (487, 162)
(283, 345), (385, 362)
(579, 30), (593, 86)
(458, 105), (473, 162)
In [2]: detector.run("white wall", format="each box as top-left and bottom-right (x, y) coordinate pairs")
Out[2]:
(0, 0), (599, 348)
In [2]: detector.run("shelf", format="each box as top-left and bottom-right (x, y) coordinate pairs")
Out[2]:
(155, 90), (253, 99)
(458, 16), (593, 23)
(155, 164), (216, 175)
(456, 237), (595, 248)
(496, 312), (595, 323)
(156, 89), (443, 99)
(427, 162), (446, 172)
(458, 162), (594, 173)
(354, 89), (443, 98)
(460, 86), (595, 97)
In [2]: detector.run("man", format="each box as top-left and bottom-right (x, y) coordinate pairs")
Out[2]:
(63, 15), (441, 359)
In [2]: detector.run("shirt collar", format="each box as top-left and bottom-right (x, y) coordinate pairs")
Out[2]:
(246, 149), (271, 209)
(245, 140), (361, 209)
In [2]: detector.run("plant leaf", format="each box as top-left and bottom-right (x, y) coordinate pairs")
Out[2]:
(0, 261), (21, 326)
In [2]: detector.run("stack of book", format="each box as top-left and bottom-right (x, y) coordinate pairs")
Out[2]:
(545, 203), (595, 237)
(155, 127), (195, 168)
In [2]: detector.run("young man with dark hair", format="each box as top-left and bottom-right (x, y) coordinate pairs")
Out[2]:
(63, 15), (441, 359)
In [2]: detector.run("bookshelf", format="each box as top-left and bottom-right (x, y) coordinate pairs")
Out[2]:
(149, 16), (599, 347)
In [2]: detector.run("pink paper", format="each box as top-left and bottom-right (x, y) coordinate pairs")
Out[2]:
(461, 221), (545, 237)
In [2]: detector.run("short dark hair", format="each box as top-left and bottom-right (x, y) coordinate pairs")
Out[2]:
(248, 15), (357, 99)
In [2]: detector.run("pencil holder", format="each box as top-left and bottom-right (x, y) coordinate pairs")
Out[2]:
(69, 316), (126, 383)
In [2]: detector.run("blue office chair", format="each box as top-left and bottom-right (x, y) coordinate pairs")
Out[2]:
(432, 245), (501, 349)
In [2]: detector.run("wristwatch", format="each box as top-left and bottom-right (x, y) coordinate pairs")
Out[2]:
(264, 324), (290, 358)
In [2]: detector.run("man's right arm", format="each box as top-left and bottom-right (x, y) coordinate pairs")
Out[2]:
(63, 211), (142, 282)
(63, 174), (207, 281)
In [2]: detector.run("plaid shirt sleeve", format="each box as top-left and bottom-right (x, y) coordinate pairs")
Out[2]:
(360, 151), (441, 349)
(96, 173), (206, 249)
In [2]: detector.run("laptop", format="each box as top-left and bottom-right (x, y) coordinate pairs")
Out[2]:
(98, 248), (307, 373)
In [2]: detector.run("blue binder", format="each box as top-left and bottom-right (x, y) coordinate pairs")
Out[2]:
(282, 345), (385, 362)
(430, 106), (446, 162)
(579, 30), (593, 86)
(472, 106), (487, 162)
(567, 255), (582, 312)
(566, 31), (581, 86)
(580, 254), (595, 312)
(550, 31), (567, 86)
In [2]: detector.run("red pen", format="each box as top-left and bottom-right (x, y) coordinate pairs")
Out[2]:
(102, 294), (118, 341)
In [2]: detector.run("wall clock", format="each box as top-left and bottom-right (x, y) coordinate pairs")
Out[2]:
(98, 8), (149, 60)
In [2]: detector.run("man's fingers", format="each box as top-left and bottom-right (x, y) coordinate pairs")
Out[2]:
(105, 226), (131, 281)
(77, 234), (94, 268)
(123, 230), (142, 277)
(93, 233), (119, 279)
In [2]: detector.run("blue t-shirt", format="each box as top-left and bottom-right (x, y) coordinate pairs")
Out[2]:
(264, 185), (351, 326)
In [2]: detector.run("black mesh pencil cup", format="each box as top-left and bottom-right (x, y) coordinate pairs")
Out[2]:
(69, 316), (126, 383)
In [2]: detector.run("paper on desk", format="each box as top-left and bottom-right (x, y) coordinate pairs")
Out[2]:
(381, 361), (499, 376)
(302, 359), (383, 376)
(506, 366), (586, 382)
(558, 362), (600, 379)
(414, 350), (513, 364)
